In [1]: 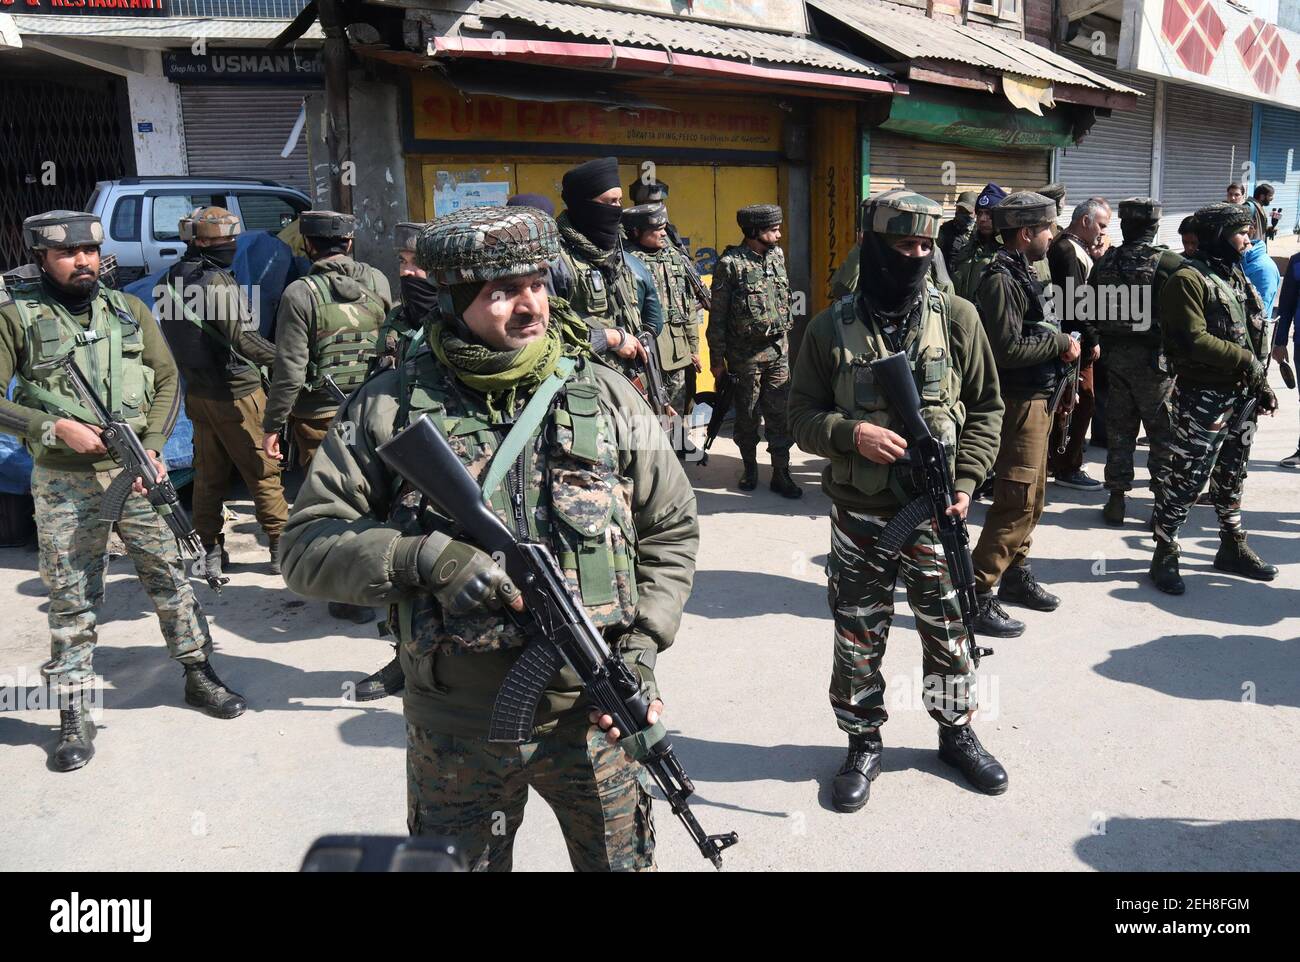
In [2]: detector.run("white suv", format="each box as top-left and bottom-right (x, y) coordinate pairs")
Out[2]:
(88, 177), (311, 284)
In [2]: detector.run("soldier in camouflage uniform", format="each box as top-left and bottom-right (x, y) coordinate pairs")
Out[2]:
(0, 211), (246, 772)
(280, 205), (699, 871)
(937, 190), (978, 267)
(1087, 198), (1183, 524)
(374, 221), (434, 374)
(623, 203), (702, 417)
(708, 204), (801, 497)
(157, 207), (286, 581)
(790, 190), (1008, 811)
(951, 183), (1007, 297)
(260, 210), (391, 624)
(550, 157), (664, 382)
(1148, 203), (1279, 594)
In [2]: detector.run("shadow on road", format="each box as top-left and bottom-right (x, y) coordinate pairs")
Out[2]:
(1094, 633), (1300, 707)
(686, 569), (827, 621)
(1074, 816), (1300, 870)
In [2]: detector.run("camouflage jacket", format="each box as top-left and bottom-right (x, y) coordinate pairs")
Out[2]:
(280, 349), (699, 737)
(707, 242), (792, 366)
(629, 245), (700, 373)
(262, 255), (392, 430)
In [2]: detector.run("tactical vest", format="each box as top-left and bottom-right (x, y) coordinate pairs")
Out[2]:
(721, 245), (791, 342)
(1090, 242), (1164, 341)
(302, 271), (385, 394)
(389, 352), (638, 658)
(632, 247), (694, 373)
(828, 289), (965, 498)
(8, 281), (155, 461)
(556, 247), (643, 335)
(158, 260), (250, 378)
(981, 253), (1063, 397)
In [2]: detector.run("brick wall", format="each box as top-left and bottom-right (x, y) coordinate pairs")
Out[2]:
(1024, 0), (1056, 45)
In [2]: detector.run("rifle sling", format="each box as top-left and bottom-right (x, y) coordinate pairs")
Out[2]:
(477, 356), (577, 505)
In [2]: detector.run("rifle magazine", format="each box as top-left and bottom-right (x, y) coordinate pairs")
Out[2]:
(488, 637), (566, 744)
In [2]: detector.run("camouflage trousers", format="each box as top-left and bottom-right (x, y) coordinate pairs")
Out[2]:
(1150, 384), (1254, 544)
(826, 504), (977, 736)
(31, 465), (211, 691)
(406, 718), (655, 872)
(731, 357), (791, 454)
(1102, 341), (1174, 496)
(663, 367), (689, 416)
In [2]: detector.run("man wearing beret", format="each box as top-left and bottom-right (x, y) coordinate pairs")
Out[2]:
(952, 183), (1007, 299)
(1148, 203), (1278, 593)
(969, 192), (1081, 637)
(261, 210), (391, 624)
(0, 211), (246, 771)
(708, 204), (801, 497)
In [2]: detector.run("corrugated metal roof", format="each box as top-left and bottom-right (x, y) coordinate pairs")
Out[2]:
(465, 0), (889, 76)
(11, 14), (322, 40)
(808, 0), (1137, 94)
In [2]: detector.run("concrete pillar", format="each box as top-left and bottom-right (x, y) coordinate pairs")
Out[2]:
(347, 77), (409, 290)
(125, 54), (186, 176)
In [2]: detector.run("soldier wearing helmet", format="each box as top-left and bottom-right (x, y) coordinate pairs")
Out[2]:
(0, 210), (247, 772)
(790, 189), (1007, 812)
(280, 205), (699, 871)
(156, 206), (286, 584)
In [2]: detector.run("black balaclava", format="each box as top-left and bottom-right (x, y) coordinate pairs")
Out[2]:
(562, 157), (624, 252)
(857, 232), (932, 322)
(1120, 219), (1159, 245)
(200, 242), (237, 269)
(1198, 224), (1244, 268)
(40, 258), (98, 315)
(400, 274), (439, 325)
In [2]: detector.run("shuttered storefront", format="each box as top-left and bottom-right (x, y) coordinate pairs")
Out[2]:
(1055, 56), (1156, 241)
(1158, 85), (1254, 246)
(866, 132), (1051, 216)
(1257, 104), (1300, 242)
(180, 86), (313, 192)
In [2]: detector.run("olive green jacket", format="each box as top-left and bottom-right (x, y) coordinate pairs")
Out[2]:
(280, 357), (699, 736)
(789, 293), (1003, 511)
(1160, 262), (1262, 388)
(0, 287), (180, 471)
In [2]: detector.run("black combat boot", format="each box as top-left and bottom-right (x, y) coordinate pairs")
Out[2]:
(938, 725), (1008, 795)
(184, 660), (247, 719)
(1149, 539), (1185, 595)
(354, 653), (405, 702)
(769, 450), (802, 499)
(329, 602), (377, 624)
(830, 733), (882, 813)
(201, 539), (231, 588)
(972, 593), (1025, 638)
(52, 692), (96, 773)
(268, 534), (281, 576)
(1102, 490), (1126, 526)
(737, 447), (758, 492)
(1213, 531), (1278, 581)
(997, 564), (1060, 612)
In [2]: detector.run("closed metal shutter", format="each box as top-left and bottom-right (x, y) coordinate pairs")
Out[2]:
(180, 86), (314, 192)
(1257, 104), (1300, 241)
(867, 132), (1051, 218)
(1055, 55), (1156, 241)
(1158, 84), (1254, 246)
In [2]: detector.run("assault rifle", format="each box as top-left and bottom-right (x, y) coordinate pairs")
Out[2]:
(1048, 330), (1083, 455)
(665, 224), (711, 311)
(698, 370), (734, 467)
(323, 373), (349, 407)
(630, 331), (675, 417)
(38, 353), (222, 593)
(868, 352), (993, 669)
(376, 414), (739, 869)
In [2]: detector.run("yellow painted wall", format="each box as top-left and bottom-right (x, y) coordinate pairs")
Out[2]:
(810, 102), (859, 319)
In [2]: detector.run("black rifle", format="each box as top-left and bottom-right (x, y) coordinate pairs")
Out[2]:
(698, 370), (734, 467)
(630, 331), (674, 417)
(1048, 331), (1083, 455)
(868, 352), (993, 668)
(1231, 354), (1274, 436)
(38, 353), (222, 593)
(376, 414), (739, 868)
(665, 223), (711, 311)
(322, 373), (349, 407)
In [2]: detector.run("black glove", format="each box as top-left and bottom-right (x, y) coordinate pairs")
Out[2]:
(1242, 357), (1268, 391)
(1258, 382), (1280, 415)
(393, 533), (519, 616)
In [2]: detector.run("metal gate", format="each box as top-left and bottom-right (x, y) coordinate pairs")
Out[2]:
(1257, 104), (1300, 241)
(0, 78), (132, 272)
(1158, 85), (1254, 246)
(180, 86), (314, 192)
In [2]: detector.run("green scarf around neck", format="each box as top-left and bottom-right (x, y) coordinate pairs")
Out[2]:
(428, 296), (593, 421)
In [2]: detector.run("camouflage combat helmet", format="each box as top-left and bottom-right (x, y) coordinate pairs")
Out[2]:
(192, 206), (243, 240)
(300, 210), (357, 239)
(1118, 197), (1162, 222)
(991, 192), (1057, 231)
(861, 189), (943, 240)
(393, 222), (426, 253)
(177, 207), (203, 243)
(622, 203), (668, 233)
(1193, 202), (1252, 234)
(416, 205), (560, 285)
(737, 204), (783, 236)
(23, 210), (104, 251)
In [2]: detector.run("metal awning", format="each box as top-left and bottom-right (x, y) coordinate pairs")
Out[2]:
(9, 14), (323, 42)
(428, 0), (901, 96)
(808, 0), (1139, 104)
